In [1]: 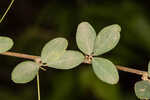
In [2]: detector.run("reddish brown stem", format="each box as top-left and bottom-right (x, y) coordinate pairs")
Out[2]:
(116, 65), (146, 75)
(0, 51), (147, 75)
(0, 51), (39, 60)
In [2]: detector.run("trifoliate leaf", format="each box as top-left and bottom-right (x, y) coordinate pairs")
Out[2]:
(134, 80), (150, 99)
(93, 24), (121, 56)
(47, 50), (84, 69)
(148, 61), (150, 77)
(0, 36), (14, 53)
(92, 57), (119, 84)
(76, 22), (96, 55)
(41, 37), (68, 63)
(11, 61), (39, 83)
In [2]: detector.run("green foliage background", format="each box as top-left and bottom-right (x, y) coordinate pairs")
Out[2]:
(0, 0), (150, 100)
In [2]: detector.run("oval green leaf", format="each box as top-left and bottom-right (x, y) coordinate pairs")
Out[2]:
(148, 61), (150, 77)
(41, 37), (68, 63)
(93, 24), (121, 56)
(0, 36), (14, 53)
(11, 61), (39, 83)
(47, 50), (84, 69)
(92, 57), (119, 84)
(76, 22), (96, 55)
(134, 80), (150, 99)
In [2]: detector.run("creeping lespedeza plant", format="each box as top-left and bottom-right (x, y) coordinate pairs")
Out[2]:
(12, 22), (120, 85)
(1, 21), (150, 100)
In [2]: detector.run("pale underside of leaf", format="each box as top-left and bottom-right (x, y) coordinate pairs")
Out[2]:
(134, 80), (150, 99)
(11, 61), (39, 83)
(41, 37), (68, 63)
(0, 36), (14, 53)
(92, 57), (119, 84)
(47, 50), (84, 69)
(93, 24), (121, 56)
(76, 22), (96, 55)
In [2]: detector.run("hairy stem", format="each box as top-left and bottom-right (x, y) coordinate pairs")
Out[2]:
(0, 51), (147, 75)
(0, 0), (15, 23)
(37, 72), (41, 100)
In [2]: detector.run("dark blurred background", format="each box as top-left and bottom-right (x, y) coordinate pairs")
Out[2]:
(1, 0), (150, 100)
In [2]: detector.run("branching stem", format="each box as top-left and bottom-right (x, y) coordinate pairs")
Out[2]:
(0, 51), (147, 76)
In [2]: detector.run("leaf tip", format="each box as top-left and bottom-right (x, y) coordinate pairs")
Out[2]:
(111, 24), (121, 32)
(0, 36), (14, 53)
